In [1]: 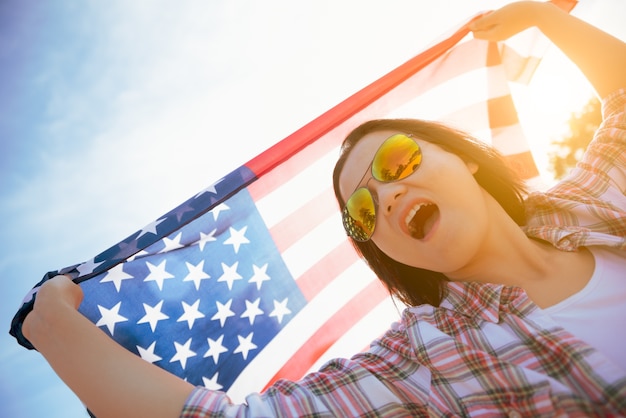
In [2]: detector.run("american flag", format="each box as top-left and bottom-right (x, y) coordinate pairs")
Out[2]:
(12, 0), (576, 403)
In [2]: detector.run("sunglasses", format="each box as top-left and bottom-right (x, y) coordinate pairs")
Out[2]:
(342, 133), (422, 242)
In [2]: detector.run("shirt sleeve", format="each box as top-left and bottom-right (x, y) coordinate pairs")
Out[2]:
(179, 341), (430, 418)
(522, 88), (626, 250)
(553, 88), (626, 198)
(579, 88), (626, 193)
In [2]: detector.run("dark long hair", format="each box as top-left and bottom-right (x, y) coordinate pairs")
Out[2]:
(333, 119), (528, 307)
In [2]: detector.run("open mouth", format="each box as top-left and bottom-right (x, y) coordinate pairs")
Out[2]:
(406, 203), (439, 240)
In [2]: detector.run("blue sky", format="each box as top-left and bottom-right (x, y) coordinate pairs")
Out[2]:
(1, 1), (624, 416)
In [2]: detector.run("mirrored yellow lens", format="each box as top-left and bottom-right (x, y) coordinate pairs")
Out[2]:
(372, 134), (422, 181)
(342, 187), (376, 241)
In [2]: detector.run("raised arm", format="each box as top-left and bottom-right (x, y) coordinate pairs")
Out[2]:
(22, 275), (195, 418)
(471, 1), (626, 99)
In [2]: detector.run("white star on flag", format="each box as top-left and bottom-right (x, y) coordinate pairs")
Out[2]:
(233, 332), (257, 360)
(100, 264), (134, 292)
(195, 229), (217, 251)
(144, 260), (175, 291)
(203, 335), (229, 364)
(223, 226), (250, 254)
(194, 178), (222, 198)
(183, 261), (211, 290)
(240, 298), (264, 325)
(269, 298), (292, 324)
(127, 249), (148, 262)
(248, 263), (271, 290)
(210, 203), (229, 221)
(159, 232), (184, 253)
(217, 262), (242, 290)
(137, 217), (166, 238)
(95, 302), (128, 335)
(137, 300), (169, 332)
(170, 338), (196, 370)
(137, 341), (162, 364)
(21, 286), (39, 304)
(202, 373), (223, 391)
(211, 299), (235, 327)
(177, 299), (206, 329)
(76, 258), (104, 276)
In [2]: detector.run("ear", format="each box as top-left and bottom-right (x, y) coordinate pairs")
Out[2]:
(465, 160), (479, 174)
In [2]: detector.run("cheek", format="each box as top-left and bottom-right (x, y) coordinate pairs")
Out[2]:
(371, 230), (423, 267)
(373, 237), (440, 272)
(370, 190), (491, 272)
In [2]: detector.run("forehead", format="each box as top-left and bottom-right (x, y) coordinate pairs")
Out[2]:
(338, 130), (397, 200)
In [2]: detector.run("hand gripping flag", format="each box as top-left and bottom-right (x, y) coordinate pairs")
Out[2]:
(11, 0), (576, 403)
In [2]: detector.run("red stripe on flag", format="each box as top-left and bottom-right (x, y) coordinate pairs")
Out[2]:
(296, 240), (361, 301)
(262, 279), (390, 390)
(265, 188), (338, 254)
(486, 41), (501, 67)
(246, 131), (341, 201)
(488, 95), (519, 129)
(552, 0), (577, 12)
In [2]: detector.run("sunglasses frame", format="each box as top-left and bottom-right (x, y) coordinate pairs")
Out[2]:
(341, 133), (422, 242)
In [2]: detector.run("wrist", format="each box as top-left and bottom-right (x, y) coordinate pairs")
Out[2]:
(23, 297), (76, 350)
(535, 2), (565, 33)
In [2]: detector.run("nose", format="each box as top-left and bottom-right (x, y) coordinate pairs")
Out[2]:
(369, 180), (406, 216)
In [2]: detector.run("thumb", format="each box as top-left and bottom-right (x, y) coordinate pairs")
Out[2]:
(470, 12), (507, 41)
(469, 12), (495, 32)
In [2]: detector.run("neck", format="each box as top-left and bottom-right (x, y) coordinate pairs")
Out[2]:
(444, 195), (553, 287)
(443, 194), (594, 308)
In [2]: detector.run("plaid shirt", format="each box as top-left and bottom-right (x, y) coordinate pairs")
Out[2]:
(523, 89), (626, 251)
(181, 90), (626, 417)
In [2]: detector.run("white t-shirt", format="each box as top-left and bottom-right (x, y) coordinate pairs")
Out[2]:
(544, 247), (626, 371)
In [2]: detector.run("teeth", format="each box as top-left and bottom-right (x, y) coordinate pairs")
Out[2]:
(405, 203), (431, 227)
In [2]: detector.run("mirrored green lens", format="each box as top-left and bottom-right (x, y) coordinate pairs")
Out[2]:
(372, 134), (422, 181)
(342, 187), (376, 242)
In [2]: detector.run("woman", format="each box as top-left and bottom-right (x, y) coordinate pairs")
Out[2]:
(21, 2), (626, 416)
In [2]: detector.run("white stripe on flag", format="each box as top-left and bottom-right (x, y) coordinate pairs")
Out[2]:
(491, 124), (532, 155)
(305, 296), (402, 375)
(281, 216), (346, 281)
(382, 68), (488, 121)
(255, 149), (339, 229)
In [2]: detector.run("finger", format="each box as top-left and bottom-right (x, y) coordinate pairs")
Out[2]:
(471, 26), (499, 40)
(469, 11), (496, 31)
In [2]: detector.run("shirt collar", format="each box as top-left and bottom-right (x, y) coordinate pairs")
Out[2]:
(438, 281), (534, 323)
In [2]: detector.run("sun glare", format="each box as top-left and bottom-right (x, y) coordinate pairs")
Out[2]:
(512, 50), (595, 184)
